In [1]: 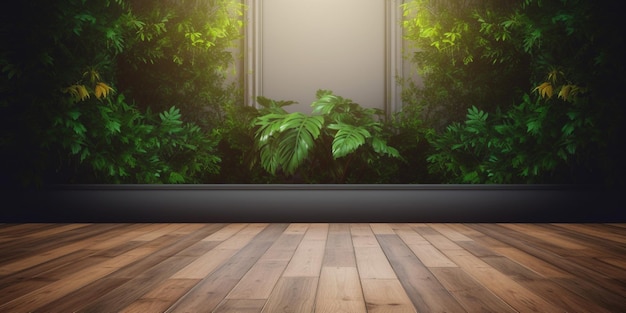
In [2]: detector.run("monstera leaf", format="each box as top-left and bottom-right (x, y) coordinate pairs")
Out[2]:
(327, 122), (371, 159)
(255, 112), (324, 175)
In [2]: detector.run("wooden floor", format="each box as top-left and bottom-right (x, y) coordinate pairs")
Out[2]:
(0, 223), (624, 313)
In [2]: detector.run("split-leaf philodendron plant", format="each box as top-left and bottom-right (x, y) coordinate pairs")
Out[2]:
(254, 90), (402, 183)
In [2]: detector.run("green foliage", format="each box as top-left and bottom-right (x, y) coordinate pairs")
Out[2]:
(1, 0), (224, 187)
(1, 0), (132, 186)
(44, 91), (221, 184)
(403, 0), (624, 187)
(116, 0), (245, 127)
(208, 103), (279, 183)
(253, 90), (402, 183)
(256, 112), (324, 175)
(401, 0), (527, 128)
(427, 89), (605, 184)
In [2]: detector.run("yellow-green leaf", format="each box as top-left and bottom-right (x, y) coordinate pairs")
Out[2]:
(558, 84), (579, 102)
(533, 82), (553, 99)
(64, 84), (90, 101)
(94, 82), (114, 99)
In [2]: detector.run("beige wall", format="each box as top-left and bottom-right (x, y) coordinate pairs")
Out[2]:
(261, 0), (386, 113)
(244, 0), (416, 115)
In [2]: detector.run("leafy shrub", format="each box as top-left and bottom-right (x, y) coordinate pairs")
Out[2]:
(403, 0), (625, 187)
(253, 90), (403, 183)
(0, 0), (223, 186)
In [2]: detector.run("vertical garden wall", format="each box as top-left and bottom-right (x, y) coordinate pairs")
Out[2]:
(1, 0), (623, 188)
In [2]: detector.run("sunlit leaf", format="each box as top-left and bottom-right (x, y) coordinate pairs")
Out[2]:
(94, 82), (114, 99)
(546, 68), (563, 84)
(558, 84), (580, 102)
(64, 84), (90, 101)
(533, 82), (553, 99)
(83, 68), (101, 84)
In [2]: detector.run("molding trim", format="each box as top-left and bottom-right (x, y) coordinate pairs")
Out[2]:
(244, 0), (262, 108)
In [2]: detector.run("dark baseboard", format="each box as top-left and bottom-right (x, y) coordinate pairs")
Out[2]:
(2, 184), (622, 223)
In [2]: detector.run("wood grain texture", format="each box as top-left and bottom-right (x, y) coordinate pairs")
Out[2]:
(315, 267), (367, 313)
(0, 223), (623, 312)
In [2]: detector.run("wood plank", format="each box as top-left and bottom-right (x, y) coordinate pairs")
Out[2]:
(482, 255), (615, 313)
(369, 223), (395, 235)
(282, 239), (326, 277)
(551, 223), (626, 244)
(0, 249), (103, 303)
(429, 224), (474, 242)
(0, 277), (56, 306)
(361, 279), (415, 313)
(354, 246), (397, 279)
(213, 299), (266, 313)
(283, 223), (310, 235)
(42, 224), (224, 313)
(598, 256), (626, 270)
(226, 260), (288, 299)
(0, 224), (54, 237)
(429, 267), (517, 313)
(262, 277), (318, 313)
(172, 224), (268, 279)
(22, 223), (91, 239)
(322, 223), (356, 267)
(393, 226), (429, 245)
(167, 224), (287, 313)
(491, 247), (572, 278)
(202, 223), (247, 241)
(442, 249), (491, 269)
(258, 234), (305, 262)
(0, 244), (157, 312)
(468, 224), (626, 312)
(0, 224), (129, 274)
(350, 223), (379, 247)
(119, 279), (201, 313)
(315, 267), (367, 313)
(499, 223), (589, 253)
(36, 277), (132, 313)
(420, 233), (464, 251)
(302, 223), (329, 241)
(33, 233), (199, 312)
(0, 223), (624, 313)
(455, 240), (501, 258)
(282, 224), (328, 277)
(376, 234), (466, 313)
(542, 224), (626, 258)
(406, 244), (457, 268)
